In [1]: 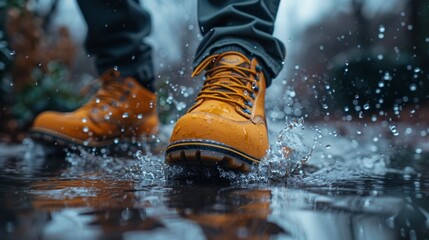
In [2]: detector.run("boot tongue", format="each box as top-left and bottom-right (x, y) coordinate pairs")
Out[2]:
(100, 69), (121, 84)
(216, 52), (250, 69)
(211, 53), (251, 87)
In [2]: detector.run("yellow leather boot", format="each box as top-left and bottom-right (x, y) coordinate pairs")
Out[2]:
(166, 51), (268, 172)
(31, 70), (159, 148)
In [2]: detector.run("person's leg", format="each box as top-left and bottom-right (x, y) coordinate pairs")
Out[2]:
(194, 0), (285, 83)
(31, 0), (159, 149)
(77, 0), (154, 90)
(166, 0), (285, 172)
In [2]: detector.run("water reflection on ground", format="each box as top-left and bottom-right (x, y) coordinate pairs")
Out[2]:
(1, 123), (429, 239)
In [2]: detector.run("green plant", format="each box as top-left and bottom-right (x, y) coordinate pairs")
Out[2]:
(10, 61), (84, 127)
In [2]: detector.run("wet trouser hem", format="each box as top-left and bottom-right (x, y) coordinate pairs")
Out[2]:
(193, 38), (283, 87)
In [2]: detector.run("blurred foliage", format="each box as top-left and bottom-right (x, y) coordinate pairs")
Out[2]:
(10, 62), (83, 126)
(156, 75), (198, 125)
(156, 78), (175, 124)
(5, 0), (26, 9)
(0, 1), (11, 83)
(0, 0), (82, 142)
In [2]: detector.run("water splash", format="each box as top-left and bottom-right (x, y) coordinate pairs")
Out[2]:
(64, 147), (167, 184)
(219, 118), (315, 184)
(61, 120), (316, 184)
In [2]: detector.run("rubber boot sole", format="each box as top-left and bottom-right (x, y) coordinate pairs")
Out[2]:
(165, 140), (261, 172)
(30, 128), (161, 156)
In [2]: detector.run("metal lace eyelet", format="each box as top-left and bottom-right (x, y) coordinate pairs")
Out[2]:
(255, 64), (262, 72)
(110, 100), (119, 107)
(252, 83), (259, 92)
(245, 101), (253, 108)
(255, 74), (260, 81)
(242, 108), (251, 115)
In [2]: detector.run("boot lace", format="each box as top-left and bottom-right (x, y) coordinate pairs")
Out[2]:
(83, 70), (131, 110)
(190, 52), (260, 118)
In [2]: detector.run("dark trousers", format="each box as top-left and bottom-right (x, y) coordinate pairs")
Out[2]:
(76, 0), (285, 87)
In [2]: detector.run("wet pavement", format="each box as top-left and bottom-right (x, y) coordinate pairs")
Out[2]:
(1, 121), (429, 239)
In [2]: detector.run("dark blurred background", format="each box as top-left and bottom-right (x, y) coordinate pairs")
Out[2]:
(0, 0), (428, 143)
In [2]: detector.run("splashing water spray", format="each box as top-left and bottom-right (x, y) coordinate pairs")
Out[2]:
(219, 118), (316, 184)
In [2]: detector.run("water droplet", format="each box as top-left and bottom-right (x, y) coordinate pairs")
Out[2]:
(409, 84), (417, 91)
(404, 127), (412, 135)
(81, 118), (87, 123)
(122, 113), (129, 118)
(137, 114), (143, 119)
(135, 150), (144, 159)
(325, 145), (331, 149)
(383, 72), (392, 81)
(363, 104), (370, 110)
(389, 125), (399, 136)
(121, 208), (132, 221)
(9, 50), (15, 56)
(83, 127), (89, 133)
(175, 101), (186, 111)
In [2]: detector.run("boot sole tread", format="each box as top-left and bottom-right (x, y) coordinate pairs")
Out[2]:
(165, 140), (261, 172)
(30, 128), (160, 154)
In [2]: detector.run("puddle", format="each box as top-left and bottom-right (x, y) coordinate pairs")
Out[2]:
(1, 121), (429, 239)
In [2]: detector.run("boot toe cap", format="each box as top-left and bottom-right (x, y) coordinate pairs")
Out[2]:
(169, 112), (268, 159)
(31, 111), (87, 141)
